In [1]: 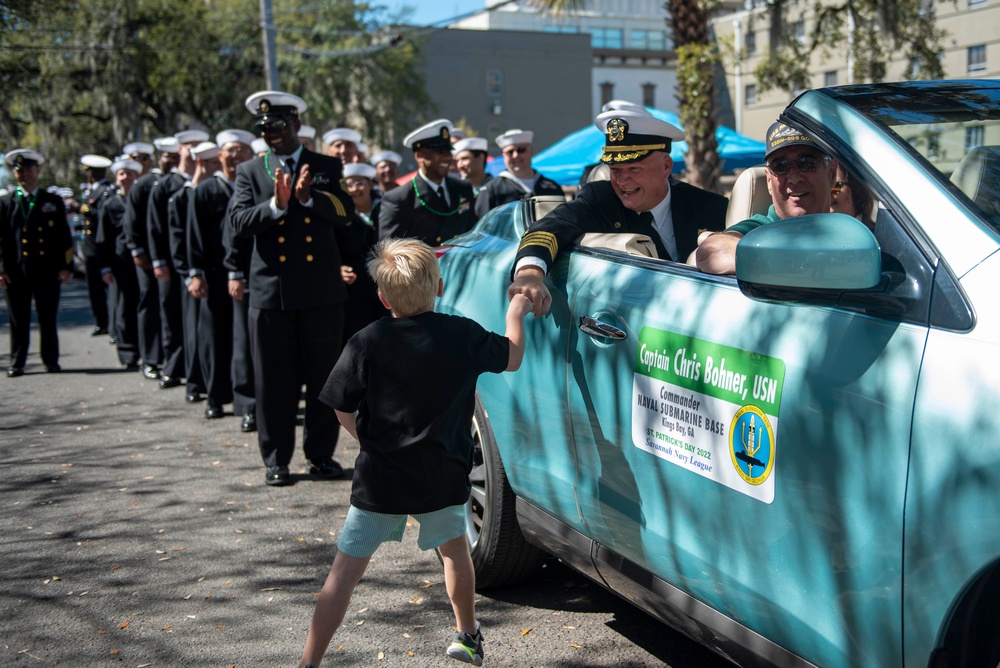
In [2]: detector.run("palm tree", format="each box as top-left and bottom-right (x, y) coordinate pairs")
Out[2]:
(529, 0), (723, 193)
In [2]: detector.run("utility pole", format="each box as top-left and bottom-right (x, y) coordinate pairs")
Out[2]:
(260, 0), (279, 89)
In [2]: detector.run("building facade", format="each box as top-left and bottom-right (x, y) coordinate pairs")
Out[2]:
(713, 0), (1000, 143)
(419, 28), (592, 155)
(452, 0), (679, 118)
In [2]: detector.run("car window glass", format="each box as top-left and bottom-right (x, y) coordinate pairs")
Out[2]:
(838, 84), (1000, 231)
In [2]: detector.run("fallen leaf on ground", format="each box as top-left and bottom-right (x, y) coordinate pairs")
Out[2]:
(161, 625), (171, 631)
(409, 597), (422, 604)
(378, 651), (384, 659)
(119, 621), (129, 629)
(521, 628), (532, 636)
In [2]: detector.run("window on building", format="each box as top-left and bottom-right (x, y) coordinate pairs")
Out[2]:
(968, 0), (986, 6)
(793, 20), (806, 44)
(792, 82), (806, 97)
(968, 45), (987, 72)
(966, 125), (985, 151)
(642, 83), (656, 108)
(744, 30), (757, 54)
(591, 28), (624, 49)
(486, 70), (503, 97)
(745, 84), (757, 106)
(824, 70), (837, 87)
(543, 25), (580, 34)
(600, 82), (615, 106)
(631, 29), (667, 50)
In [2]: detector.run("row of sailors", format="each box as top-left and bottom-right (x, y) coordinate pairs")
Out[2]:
(1, 113), (565, 438)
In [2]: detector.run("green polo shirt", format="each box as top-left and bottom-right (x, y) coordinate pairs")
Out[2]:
(728, 205), (781, 236)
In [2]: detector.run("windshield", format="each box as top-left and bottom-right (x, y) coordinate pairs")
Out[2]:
(833, 81), (1000, 228)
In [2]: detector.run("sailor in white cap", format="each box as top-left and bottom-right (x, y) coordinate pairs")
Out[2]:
(186, 129), (256, 425)
(322, 127), (362, 164)
(369, 150), (402, 195)
(141, 129), (211, 391)
(452, 137), (492, 197)
(474, 129), (563, 218)
(78, 154), (117, 337)
(229, 89), (355, 485)
(251, 137), (269, 156)
(356, 141), (369, 163)
(378, 118), (478, 245)
(509, 109), (727, 317)
(163, 140), (220, 401)
(122, 136), (181, 381)
(298, 124), (317, 151)
(0, 149), (74, 377)
(343, 162), (380, 226)
(123, 142), (156, 176)
(96, 157), (144, 369)
(203, 129), (260, 431)
(339, 162), (388, 345)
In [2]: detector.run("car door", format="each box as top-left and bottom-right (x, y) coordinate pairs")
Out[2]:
(565, 248), (927, 667)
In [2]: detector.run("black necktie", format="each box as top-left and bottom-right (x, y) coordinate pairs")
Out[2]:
(436, 185), (448, 206)
(285, 157), (295, 175)
(638, 211), (653, 226)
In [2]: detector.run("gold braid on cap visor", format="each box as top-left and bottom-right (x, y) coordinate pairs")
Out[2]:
(600, 143), (667, 164)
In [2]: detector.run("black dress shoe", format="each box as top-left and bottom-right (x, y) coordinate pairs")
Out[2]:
(204, 405), (224, 419)
(264, 466), (291, 486)
(141, 364), (161, 380)
(240, 413), (257, 433)
(309, 459), (345, 480)
(159, 376), (181, 389)
(7, 367), (24, 378)
(45, 364), (61, 373)
(185, 391), (205, 403)
(124, 361), (140, 371)
(91, 326), (108, 336)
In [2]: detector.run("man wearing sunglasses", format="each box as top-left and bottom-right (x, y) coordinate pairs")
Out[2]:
(696, 121), (835, 275)
(474, 129), (563, 217)
(228, 90), (356, 487)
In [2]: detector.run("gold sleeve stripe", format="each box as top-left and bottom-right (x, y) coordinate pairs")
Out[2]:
(518, 230), (558, 257)
(65, 249), (75, 265)
(603, 143), (667, 153)
(315, 189), (347, 218)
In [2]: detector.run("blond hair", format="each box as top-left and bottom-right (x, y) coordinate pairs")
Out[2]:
(367, 238), (441, 316)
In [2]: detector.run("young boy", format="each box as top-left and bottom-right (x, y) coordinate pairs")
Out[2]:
(298, 238), (532, 667)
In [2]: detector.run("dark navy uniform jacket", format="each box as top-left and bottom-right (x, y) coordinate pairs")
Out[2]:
(377, 175), (477, 246)
(514, 179), (728, 270)
(0, 189), (73, 278)
(229, 150), (354, 311)
(474, 171), (563, 218)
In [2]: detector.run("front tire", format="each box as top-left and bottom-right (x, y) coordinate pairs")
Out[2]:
(464, 395), (547, 589)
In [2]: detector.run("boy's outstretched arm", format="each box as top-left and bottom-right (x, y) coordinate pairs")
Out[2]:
(505, 294), (532, 372)
(335, 409), (360, 441)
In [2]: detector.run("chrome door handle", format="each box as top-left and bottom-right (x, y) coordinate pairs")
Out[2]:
(578, 316), (627, 340)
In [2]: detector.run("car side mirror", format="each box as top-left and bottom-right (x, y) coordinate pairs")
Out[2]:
(735, 213), (882, 304)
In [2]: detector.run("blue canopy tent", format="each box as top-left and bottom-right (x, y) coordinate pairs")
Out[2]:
(489, 108), (766, 186)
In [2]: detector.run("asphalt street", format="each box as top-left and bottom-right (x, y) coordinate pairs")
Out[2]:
(0, 280), (735, 668)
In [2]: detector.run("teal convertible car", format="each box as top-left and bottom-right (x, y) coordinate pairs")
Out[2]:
(436, 81), (1000, 668)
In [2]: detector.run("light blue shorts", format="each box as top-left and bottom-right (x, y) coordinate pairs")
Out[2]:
(337, 504), (467, 558)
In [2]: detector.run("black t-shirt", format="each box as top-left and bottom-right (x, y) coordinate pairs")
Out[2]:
(320, 311), (509, 514)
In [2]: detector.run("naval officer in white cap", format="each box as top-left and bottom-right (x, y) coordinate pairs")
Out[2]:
(78, 154), (116, 337)
(369, 150), (402, 196)
(474, 129), (563, 217)
(378, 119), (477, 245)
(323, 127), (362, 164)
(228, 90), (355, 486)
(1, 149), (74, 377)
(509, 109), (728, 316)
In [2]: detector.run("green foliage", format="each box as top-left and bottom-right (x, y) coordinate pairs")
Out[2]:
(274, 0), (433, 148)
(752, 0), (947, 94)
(0, 0), (431, 187)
